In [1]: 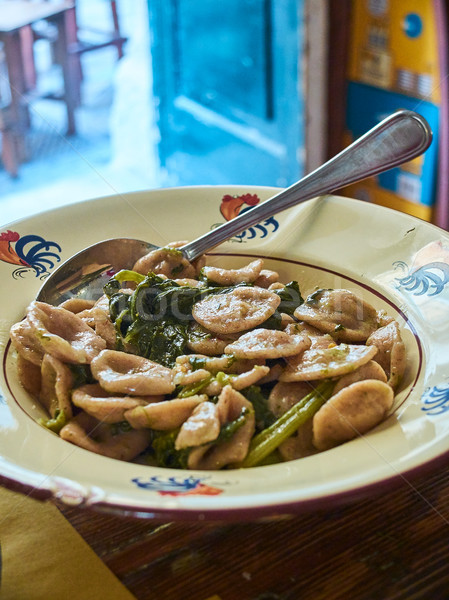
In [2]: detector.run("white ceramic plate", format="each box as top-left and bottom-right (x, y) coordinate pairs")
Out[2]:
(1, 186), (449, 521)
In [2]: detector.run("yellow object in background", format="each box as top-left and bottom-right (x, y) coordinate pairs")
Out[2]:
(344, 0), (443, 222)
(348, 0), (441, 103)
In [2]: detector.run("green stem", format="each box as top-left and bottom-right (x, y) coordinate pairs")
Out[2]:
(177, 374), (213, 398)
(240, 379), (334, 468)
(113, 269), (146, 284)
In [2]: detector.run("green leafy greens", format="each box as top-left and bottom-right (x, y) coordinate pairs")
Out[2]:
(105, 272), (207, 366)
(104, 271), (294, 368)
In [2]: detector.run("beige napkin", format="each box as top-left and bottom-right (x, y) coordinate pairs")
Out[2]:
(0, 486), (136, 600)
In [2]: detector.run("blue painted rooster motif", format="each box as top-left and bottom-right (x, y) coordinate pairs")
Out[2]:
(0, 230), (62, 279)
(132, 476), (223, 496)
(421, 383), (449, 416)
(394, 241), (449, 296)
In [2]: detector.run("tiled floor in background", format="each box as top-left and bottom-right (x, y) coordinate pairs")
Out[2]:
(0, 0), (163, 227)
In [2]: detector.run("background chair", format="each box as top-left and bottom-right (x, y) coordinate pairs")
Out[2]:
(0, 0), (127, 176)
(29, 0), (127, 107)
(68, 0), (126, 59)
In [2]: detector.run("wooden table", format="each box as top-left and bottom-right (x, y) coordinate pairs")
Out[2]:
(0, 0), (78, 176)
(58, 463), (449, 599)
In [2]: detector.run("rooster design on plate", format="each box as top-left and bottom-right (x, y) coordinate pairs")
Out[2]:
(132, 476), (223, 496)
(216, 193), (279, 241)
(394, 240), (449, 296)
(394, 241), (449, 415)
(0, 230), (62, 278)
(421, 382), (449, 416)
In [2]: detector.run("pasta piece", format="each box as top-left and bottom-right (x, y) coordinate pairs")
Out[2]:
(201, 259), (264, 285)
(285, 322), (328, 343)
(366, 321), (406, 389)
(173, 368), (211, 386)
(280, 343), (378, 381)
(175, 402), (221, 450)
(10, 318), (45, 366)
(224, 328), (311, 359)
(256, 362), (284, 385)
(17, 354), (41, 397)
(332, 360), (387, 395)
(174, 278), (205, 288)
(186, 321), (232, 355)
(294, 289), (378, 342)
(72, 383), (155, 423)
(278, 420), (316, 461)
(228, 365), (270, 391)
(124, 395), (207, 430)
(268, 282), (285, 291)
(187, 386), (255, 470)
(268, 381), (315, 417)
(254, 269), (279, 288)
(26, 301), (106, 364)
(313, 379), (394, 450)
(91, 349), (175, 395)
(39, 353), (74, 420)
(59, 298), (96, 313)
(165, 240), (206, 275)
(88, 306), (117, 349)
(60, 412), (150, 461)
(132, 247), (196, 279)
(192, 286), (281, 334)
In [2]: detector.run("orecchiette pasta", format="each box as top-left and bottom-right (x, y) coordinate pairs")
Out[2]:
(10, 244), (407, 468)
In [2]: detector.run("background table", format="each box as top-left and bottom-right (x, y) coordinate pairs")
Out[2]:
(58, 464), (449, 599)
